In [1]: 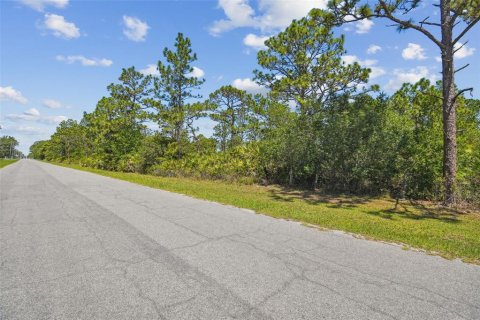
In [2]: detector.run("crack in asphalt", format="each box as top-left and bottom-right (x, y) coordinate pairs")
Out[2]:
(1, 160), (479, 320)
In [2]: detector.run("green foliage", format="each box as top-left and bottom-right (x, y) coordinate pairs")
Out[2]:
(29, 140), (49, 160)
(0, 159), (18, 168)
(208, 85), (257, 151)
(151, 32), (208, 156)
(78, 67), (152, 169)
(326, 0), (479, 204)
(48, 119), (89, 162)
(254, 9), (370, 115)
(148, 143), (259, 182)
(0, 136), (22, 158)
(457, 98), (480, 204)
(29, 24), (480, 207)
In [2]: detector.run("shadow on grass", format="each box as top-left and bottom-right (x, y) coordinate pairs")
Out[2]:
(366, 201), (461, 223)
(268, 187), (370, 208)
(268, 186), (462, 223)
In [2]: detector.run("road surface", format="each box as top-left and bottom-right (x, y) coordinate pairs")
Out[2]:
(1, 160), (479, 319)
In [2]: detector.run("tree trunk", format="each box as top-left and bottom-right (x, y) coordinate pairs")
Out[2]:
(174, 123), (183, 158)
(289, 167), (294, 186)
(441, 1), (457, 205)
(441, 55), (457, 205)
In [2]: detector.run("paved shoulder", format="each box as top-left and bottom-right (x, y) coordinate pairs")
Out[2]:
(1, 160), (479, 319)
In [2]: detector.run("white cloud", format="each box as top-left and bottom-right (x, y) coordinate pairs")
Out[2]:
(355, 19), (373, 34)
(210, 0), (326, 35)
(56, 55), (113, 67)
(0, 86), (28, 104)
(342, 55), (360, 65)
(342, 55), (386, 79)
(50, 115), (68, 123)
(6, 108), (68, 124)
(366, 68), (386, 79)
(432, 44), (474, 62)
(186, 66), (205, 78)
(43, 99), (62, 109)
(210, 0), (257, 35)
(42, 13), (80, 39)
(25, 108), (40, 117)
(454, 42), (475, 59)
(366, 44), (382, 54)
(19, 0), (68, 11)
(385, 66), (438, 91)
(255, 0), (327, 31)
(140, 64), (204, 78)
(232, 78), (268, 94)
(140, 64), (158, 76)
(343, 16), (373, 34)
(342, 55), (377, 67)
(402, 43), (427, 60)
(122, 15), (149, 42)
(243, 33), (270, 50)
(2, 125), (47, 135)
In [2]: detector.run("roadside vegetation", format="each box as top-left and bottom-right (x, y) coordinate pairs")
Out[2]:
(27, 5), (479, 259)
(29, 10), (480, 207)
(0, 136), (22, 168)
(52, 162), (480, 263)
(0, 159), (18, 169)
(0, 136), (23, 160)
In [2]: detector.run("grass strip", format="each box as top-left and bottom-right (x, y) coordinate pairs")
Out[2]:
(0, 159), (18, 169)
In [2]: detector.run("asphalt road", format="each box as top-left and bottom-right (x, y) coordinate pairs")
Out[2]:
(1, 160), (479, 320)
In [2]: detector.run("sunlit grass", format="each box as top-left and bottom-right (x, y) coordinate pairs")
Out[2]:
(53, 162), (480, 263)
(0, 159), (18, 169)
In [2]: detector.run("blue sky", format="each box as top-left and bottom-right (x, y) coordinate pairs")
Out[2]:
(1, 0), (479, 154)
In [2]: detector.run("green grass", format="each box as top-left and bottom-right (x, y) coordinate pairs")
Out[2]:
(0, 159), (18, 169)
(52, 162), (480, 263)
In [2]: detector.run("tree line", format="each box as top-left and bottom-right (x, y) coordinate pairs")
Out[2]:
(0, 136), (23, 159)
(29, 9), (480, 206)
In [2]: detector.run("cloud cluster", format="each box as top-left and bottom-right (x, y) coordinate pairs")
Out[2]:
(366, 44), (382, 55)
(210, 0), (255, 35)
(402, 43), (427, 60)
(56, 55), (113, 67)
(385, 66), (438, 91)
(243, 33), (270, 50)
(210, 0), (326, 35)
(6, 108), (68, 124)
(186, 67), (205, 78)
(354, 19), (374, 34)
(140, 64), (158, 76)
(1, 124), (48, 135)
(42, 99), (62, 109)
(42, 13), (80, 39)
(342, 55), (386, 79)
(139, 64), (204, 78)
(232, 78), (268, 94)
(211, 0), (372, 52)
(454, 42), (475, 59)
(343, 16), (374, 34)
(122, 15), (149, 42)
(0, 86), (28, 104)
(19, 0), (68, 11)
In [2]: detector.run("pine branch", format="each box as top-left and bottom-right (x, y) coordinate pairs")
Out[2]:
(454, 63), (470, 74)
(453, 16), (480, 44)
(453, 87), (473, 104)
(375, 0), (444, 49)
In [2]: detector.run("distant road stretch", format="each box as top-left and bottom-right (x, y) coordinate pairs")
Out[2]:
(1, 160), (479, 319)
